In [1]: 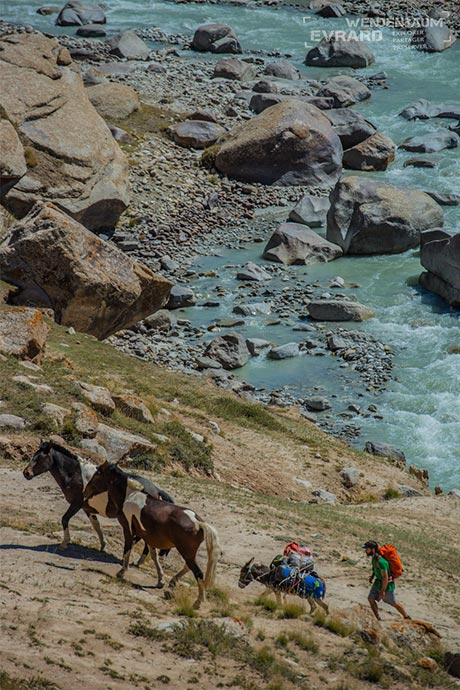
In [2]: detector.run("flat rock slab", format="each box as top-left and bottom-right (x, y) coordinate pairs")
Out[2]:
(264, 222), (342, 265)
(96, 423), (156, 461)
(112, 394), (154, 424)
(0, 307), (49, 363)
(168, 120), (225, 149)
(0, 414), (27, 430)
(77, 381), (115, 415)
(236, 262), (271, 281)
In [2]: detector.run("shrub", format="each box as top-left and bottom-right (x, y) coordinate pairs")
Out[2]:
(384, 486), (401, 500)
(254, 593), (277, 612)
(286, 630), (319, 654)
(278, 601), (305, 619)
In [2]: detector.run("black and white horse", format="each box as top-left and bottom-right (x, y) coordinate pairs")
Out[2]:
(23, 440), (174, 567)
(84, 461), (220, 608)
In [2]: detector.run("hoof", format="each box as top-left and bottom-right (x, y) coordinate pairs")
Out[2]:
(164, 590), (173, 600)
(193, 600), (201, 610)
(156, 582), (165, 589)
(58, 542), (69, 550)
(116, 569), (126, 580)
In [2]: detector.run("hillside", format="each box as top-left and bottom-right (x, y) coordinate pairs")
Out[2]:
(1, 312), (460, 690)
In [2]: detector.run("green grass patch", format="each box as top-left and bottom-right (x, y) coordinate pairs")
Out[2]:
(254, 593), (278, 612)
(0, 671), (60, 690)
(286, 630), (319, 653)
(278, 601), (305, 619)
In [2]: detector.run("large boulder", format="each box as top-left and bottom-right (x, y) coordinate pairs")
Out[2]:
(399, 130), (459, 153)
(317, 76), (371, 108)
(343, 132), (395, 171)
(249, 93), (334, 115)
(399, 99), (460, 121)
(0, 119), (27, 196)
(326, 176), (444, 255)
(325, 108), (376, 149)
(0, 307), (49, 363)
(191, 24), (242, 54)
(214, 100), (343, 187)
(307, 299), (374, 321)
(55, 0), (105, 26)
(263, 222), (342, 264)
(168, 120), (225, 149)
(213, 57), (256, 81)
(305, 36), (375, 68)
(419, 234), (460, 307)
(85, 83), (141, 120)
(411, 25), (456, 52)
(203, 333), (250, 369)
(263, 60), (300, 80)
(289, 193), (329, 227)
(0, 33), (129, 230)
(0, 203), (172, 339)
(107, 31), (150, 60)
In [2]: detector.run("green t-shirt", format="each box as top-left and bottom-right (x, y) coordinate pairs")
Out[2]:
(372, 554), (395, 592)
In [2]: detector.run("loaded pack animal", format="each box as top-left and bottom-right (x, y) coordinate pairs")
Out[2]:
(83, 461), (220, 609)
(23, 441), (174, 566)
(238, 558), (329, 614)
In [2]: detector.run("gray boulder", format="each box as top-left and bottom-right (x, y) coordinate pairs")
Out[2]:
(214, 100), (343, 187)
(0, 203), (172, 339)
(0, 119), (27, 196)
(76, 25), (106, 37)
(307, 299), (373, 321)
(305, 396), (331, 411)
(233, 302), (271, 316)
(315, 2), (345, 17)
(263, 222), (342, 265)
(398, 485), (423, 497)
(267, 342), (300, 359)
(85, 83), (141, 120)
(252, 79), (279, 94)
(246, 338), (271, 355)
(56, 0), (105, 26)
(325, 108), (376, 149)
(327, 176), (444, 255)
(364, 440), (406, 467)
(420, 234), (460, 307)
(305, 36), (375, 68)
(412, 25), (456, 52)
(343, 132), (395, 171)
(0, 414), (27, 430)
(317, 75), (371, 107)
(289, 194), (329, 228)
(340, 466), (360, 488)
(213, 57), (256, 81)
(108, 31), (150, 60)
(399, 130), (459, 153)
(249, 93), (334, 115)
(399, 99), (460, 121)
(204, 333), (250, 369)
(144, 309), (176, 332)
(168, 120), (225, 149)
(312, 488), (337, 504)
(0, 33), (129, 230)
(236, 262), (271, 282)
(263, 60), (300, 80)
(191, 24), (242, 54)
(425, 191), (460, 206)
(167, 285), (196, 309)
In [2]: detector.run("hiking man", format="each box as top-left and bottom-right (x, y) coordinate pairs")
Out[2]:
(362, 540), (411, 622)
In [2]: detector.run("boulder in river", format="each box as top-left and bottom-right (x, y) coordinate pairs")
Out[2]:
(307, 299), (374, 322)
(108, 31), (150, 60)
(204, 333), (250, 369)
(0, 119), (27, 196)
(213, 57), (256, 81)
(305, 36), (375, 68)
(0, 203), (172, 340)
(213, 100), (343, 187)
(419, 234), (460, 307)
(168, 120), (226, 149)
(317, 75), (371, 107)
(191, 24), (242, 54)
(263, 222), (342, 264)
(249, 93), (334, 114)
(411, 24), (456, 53)
(236, 262), (271, 281)
(263, 60), (300, 80)
(343, 132), (395, 171)
(364, 440), (406, 467)
(55, 0), (105, 26)
(399, 130), (459, 153)
(326, 176), (444, 254)
(86, 83), (141, 120)
(267, 342), (300, 359)
(399, 99), (460, 121)
(0, 33), (129, 230)
(288, 193), (329, 227)
(325, 108), (376, 149)
(167, 285), (196, 309)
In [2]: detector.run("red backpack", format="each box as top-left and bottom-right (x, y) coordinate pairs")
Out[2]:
(378, 544), (403, 579)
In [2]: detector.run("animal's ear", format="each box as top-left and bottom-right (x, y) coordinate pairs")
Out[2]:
(41, 440), (51, 453)
(243, 557), (255, 569)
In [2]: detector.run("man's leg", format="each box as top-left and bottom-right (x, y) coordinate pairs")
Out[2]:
(368, 588), (382, 621)
(384, 590), (410, 619)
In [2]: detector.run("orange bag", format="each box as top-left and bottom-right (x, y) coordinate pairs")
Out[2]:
(378, 544), (403, 579)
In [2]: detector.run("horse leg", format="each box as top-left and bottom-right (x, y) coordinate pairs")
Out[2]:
(116, 515), (134, 579)
(168, 563), (189, 590)
(135, 542), (150, 568)
(318, 598), (329, 614)
(86, 512), (105, 551)
(150, 548), (165, 588)
(307, 596), (316, 614)
(59, 501), (82, 549)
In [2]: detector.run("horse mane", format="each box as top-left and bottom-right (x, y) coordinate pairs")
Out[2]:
(126, 477), (144, 492)
(49, 442), (79, 459)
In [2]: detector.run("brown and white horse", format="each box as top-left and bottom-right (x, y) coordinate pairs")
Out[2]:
(23, 441), (173, 564)
(84, 461), (220, 609)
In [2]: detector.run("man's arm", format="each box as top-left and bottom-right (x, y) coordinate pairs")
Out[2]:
(379, 569), (388, 600)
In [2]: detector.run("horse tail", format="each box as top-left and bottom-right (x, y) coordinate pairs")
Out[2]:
(158, 488), (175, 504)
(199, 521), (220, 589)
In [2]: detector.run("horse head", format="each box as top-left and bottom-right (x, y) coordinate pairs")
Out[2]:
(238, 557), (255, 589)
(23, 440), (53, 479)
